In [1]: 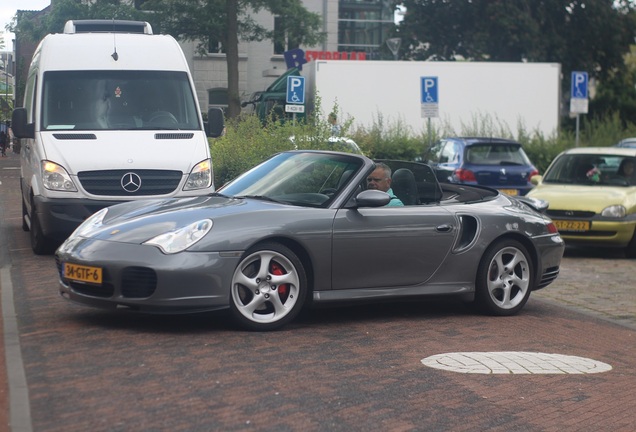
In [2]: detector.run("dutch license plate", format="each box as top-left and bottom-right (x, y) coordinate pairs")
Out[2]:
(64, 263), (103, 285)
(498, 189), (518, 196)
(553, 220), (590, 232)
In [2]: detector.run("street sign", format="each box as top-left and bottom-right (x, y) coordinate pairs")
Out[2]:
(570, 71), (588, 114)
(420, 76), (439, 118)
(286, 76), (305, 104)
(571, 71), (588, 99)
(285, 104), (305, 113)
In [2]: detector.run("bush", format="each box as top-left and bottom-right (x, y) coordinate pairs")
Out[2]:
(210, 111), (636, 187)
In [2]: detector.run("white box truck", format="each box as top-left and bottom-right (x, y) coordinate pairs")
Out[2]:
(307, 60), (562, 137)
(248, 60), (561, 138)
(12, 20), (224, 254)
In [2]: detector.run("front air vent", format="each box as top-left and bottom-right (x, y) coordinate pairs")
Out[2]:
(155, 133), (194, 140)
(53, 133), (97, 140)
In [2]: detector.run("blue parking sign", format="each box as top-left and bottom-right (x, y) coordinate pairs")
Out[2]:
(571, 71), (588, 99)
(421, 77), (438, 104)
(286, 76), (305, 104)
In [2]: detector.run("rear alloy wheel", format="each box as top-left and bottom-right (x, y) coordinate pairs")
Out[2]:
(475, 239), (533, 316)
(230, 243), (307, 331)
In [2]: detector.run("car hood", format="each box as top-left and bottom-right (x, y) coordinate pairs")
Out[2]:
(75, 195), (289, 243)
(528, 183), (635, 211)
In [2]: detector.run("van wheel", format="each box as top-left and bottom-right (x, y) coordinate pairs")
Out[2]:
(30, 209), (57, 255)
(21, 198), (29, 231)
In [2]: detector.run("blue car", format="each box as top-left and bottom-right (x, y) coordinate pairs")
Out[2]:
(424, 137), (539, 196)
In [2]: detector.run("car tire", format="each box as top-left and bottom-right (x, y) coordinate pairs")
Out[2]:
(21, 198), (29, 232)
(230, 242), (308, 331)
(626, 232), (636, 259)
(475, 239), (533, 316)
(29, 204), (57, 255)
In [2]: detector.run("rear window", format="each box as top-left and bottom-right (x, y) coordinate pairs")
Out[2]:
(466, 144), (532, 166)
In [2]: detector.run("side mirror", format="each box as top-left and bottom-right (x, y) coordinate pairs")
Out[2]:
(12, 108), (35, 139)
(206, 107), (225, 138)
(354, 189), (391, 207)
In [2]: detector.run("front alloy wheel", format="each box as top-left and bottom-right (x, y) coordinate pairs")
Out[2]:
(230, 243), (307, 331)
(475, 239), (533, 316)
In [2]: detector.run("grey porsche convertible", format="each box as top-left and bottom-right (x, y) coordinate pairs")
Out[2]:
(56, 150), (564, 331)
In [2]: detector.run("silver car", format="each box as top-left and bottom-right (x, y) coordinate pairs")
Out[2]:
(56, 150), (564, 330)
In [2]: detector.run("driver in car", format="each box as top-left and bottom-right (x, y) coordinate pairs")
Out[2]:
(366, 162), (404, 206)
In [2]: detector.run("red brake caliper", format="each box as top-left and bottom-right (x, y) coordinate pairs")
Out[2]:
(270, 262), (289, 302)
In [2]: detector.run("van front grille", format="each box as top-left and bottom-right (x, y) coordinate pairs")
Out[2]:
(78, 169), (182, 196)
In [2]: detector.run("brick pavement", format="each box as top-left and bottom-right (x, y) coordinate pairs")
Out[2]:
(1, 148), (635, 431)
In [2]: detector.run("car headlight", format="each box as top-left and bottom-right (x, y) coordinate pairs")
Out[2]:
(184, 159), (213, 191)
(42, 160), (77, 191)
(144, 219), (213, 254)
(601, 205), (626, 218)
(69, 207), (108, 239)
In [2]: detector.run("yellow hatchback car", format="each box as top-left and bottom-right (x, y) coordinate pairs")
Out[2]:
(528, 147), (636, 257)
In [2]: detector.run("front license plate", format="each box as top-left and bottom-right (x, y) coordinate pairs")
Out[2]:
(64, 263), (103, 285)
(553, 220), (591, 232)
(498, 189), (518, 196)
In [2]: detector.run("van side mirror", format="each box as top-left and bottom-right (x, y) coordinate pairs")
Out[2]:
(206, 107), (225, 138)
(12, 108), (35, 139)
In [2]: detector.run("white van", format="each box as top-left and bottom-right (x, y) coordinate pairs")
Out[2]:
(12, 20), (224, 254)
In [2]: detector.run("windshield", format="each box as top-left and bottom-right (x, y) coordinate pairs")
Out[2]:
(543, 154), (636, 186)
(219, 152), (364, 208)
(41, 70), (201, 131)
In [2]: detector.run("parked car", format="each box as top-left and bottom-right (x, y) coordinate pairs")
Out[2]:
(615, 138), (636, 148)
(423, 137), (539, 196)
(527, 147), (636, 257)
(56, 150), (564, 331)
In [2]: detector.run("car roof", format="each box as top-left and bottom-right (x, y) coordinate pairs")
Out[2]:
(444, 137), (521, 146)
(560, 146), (636, 156)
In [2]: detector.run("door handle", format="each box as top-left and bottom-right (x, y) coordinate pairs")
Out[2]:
(435, 224), (453, 232)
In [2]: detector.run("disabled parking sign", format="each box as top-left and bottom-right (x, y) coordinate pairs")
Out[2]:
(420, 76), (439, 118)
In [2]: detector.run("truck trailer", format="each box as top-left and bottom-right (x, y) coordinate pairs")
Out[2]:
(247, 60), (562, 138)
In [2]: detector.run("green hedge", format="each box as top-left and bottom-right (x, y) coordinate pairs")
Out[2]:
(210, 112), (636, 186)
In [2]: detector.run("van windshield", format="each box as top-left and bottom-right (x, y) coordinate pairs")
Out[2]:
(41, 70), (201, 131)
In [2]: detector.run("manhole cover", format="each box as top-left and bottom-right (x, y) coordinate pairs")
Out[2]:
(421, 352), (612, 374)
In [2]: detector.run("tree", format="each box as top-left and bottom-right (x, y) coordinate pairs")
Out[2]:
(10, 0), (147, 43)
(142, 0), (325, 117)
(398, 0), (636, 87)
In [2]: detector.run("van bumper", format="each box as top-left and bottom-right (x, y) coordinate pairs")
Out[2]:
(34, 196), (123, 242)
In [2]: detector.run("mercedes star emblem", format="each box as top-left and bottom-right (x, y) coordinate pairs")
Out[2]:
(121, 172), (142, 193)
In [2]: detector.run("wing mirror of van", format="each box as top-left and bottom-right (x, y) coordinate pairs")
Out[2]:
(206, 107), (225, 138)
(11, 108), (35, 139)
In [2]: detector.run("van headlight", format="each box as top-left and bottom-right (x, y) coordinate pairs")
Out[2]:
(184, 159), (213, 191)
(144, 219), (213, 254)
(42, 160), (78, 191)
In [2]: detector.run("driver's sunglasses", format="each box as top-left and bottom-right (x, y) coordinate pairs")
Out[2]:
(367, 177), (387, 183)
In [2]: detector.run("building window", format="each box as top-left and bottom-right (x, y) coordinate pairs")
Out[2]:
(274, 16), (300, 55)
(338, 0), (394, 58)
(208, 88), (228, 110)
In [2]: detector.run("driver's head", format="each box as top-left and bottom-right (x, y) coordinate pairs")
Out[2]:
(367, 163), (392, 192)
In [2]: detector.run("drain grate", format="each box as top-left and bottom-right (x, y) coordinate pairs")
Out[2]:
(421, 352), (612, 374)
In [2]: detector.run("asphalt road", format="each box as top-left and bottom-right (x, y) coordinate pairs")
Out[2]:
(1, 150), (635, 432)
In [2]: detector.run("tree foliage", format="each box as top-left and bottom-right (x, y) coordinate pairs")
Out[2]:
(10, 0), (146, 42)
(142, 0), (325, 117)
(398, 0), (636, 124)
(11, 0), (324, 119)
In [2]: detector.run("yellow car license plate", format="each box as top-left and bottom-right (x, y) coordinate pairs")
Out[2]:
(553, 220), (590, 232)
(64, 263), (103, 284)
(498, 189), (518, 196)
